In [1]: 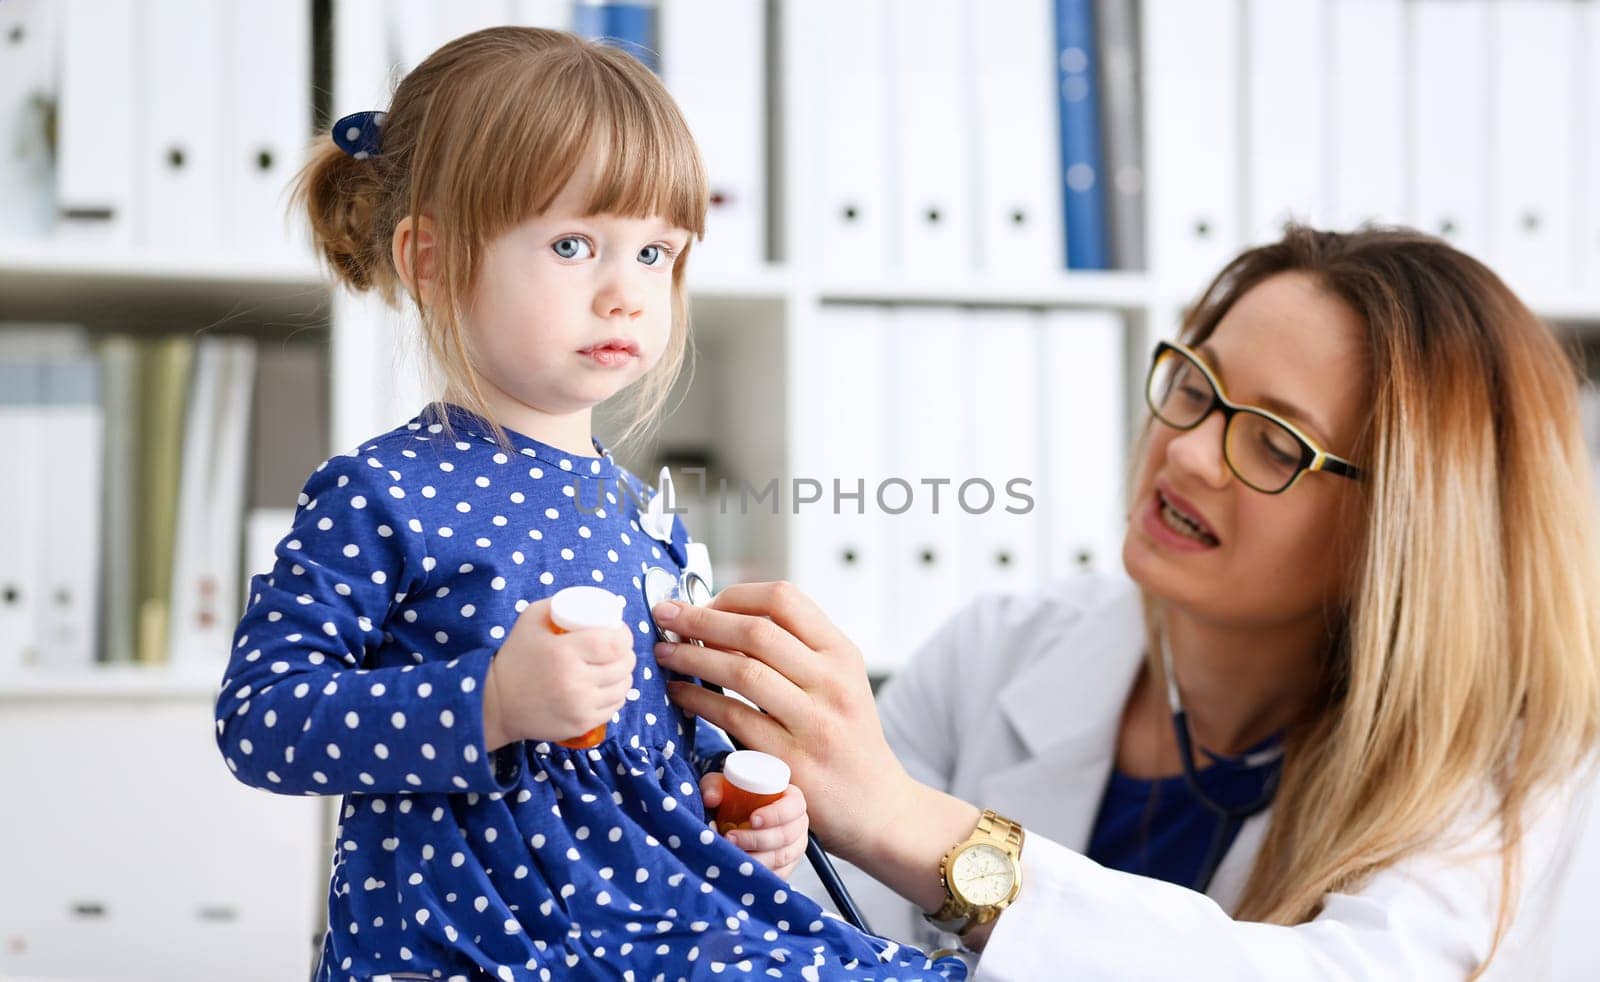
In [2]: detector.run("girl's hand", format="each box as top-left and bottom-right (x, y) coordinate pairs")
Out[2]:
(700, 772), (810, 880)
(482, 597), (636, 749)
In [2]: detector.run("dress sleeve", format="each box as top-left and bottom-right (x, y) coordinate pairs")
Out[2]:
(214, 450), (521, 796)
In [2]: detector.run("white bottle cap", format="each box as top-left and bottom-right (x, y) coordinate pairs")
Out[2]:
(550, 586), (626, 631)
(722, 750), (791, 796)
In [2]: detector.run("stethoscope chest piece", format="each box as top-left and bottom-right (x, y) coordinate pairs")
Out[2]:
(643, 565), (712, 644)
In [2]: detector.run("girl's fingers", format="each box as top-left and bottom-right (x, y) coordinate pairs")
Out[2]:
(727, 813), (808, 856)
(699, 772), (726, 808)
(749, 785), (807, 831)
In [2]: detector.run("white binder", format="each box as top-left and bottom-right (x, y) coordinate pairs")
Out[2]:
(0, 0), (58, 241)
(967, 0), (1064, 273)
(391, 0), (509, 76)
(169, 339), (257, 670)
(661, 0), (766, 274)
(1583, 3), (1600, 290)
(0, 359), (42, 671)
(35, 357), (103, 670)
(1329, 0), (1406, 231)
(1409, 0), (1491, 260)
(222, 0), (313, 259)
(56, 0), (139, 244)
(965, 308), (1045, 597)
(330, 287), (431, 452)
(139, 0), (227, 251)
(514, 0), (573, 30)
(436, 0), (513, 45)
(336, 0), (396, 112)
(884, 306), (967, 668)
(795, 0), (894, 274)
(786, 306), (892, 676)
(390, 0), (444, 75)
(1041, 309), (1128, 581)
(1488, 0), (1580, 297)
(1243, 0), (1328, 245)
(168, 342), (225, 666)
(1143, 0), (1243, 296)
(887, 0), (973, 272)
(205, 341), (258, 665)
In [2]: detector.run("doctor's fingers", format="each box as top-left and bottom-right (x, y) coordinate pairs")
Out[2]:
(654, 638), (812, 724)
(653, 594), (827, 692)
(706, 582), (855, 666)
(665, 678), (797, 760)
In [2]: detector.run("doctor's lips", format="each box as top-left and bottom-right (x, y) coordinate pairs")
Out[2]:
(1155, 485), (1221, 547)
(579, 337), (640, 368)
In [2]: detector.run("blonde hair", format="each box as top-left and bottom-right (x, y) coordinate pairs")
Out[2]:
(292, 26), (708, 448)
(1146, 225), (1600, 972)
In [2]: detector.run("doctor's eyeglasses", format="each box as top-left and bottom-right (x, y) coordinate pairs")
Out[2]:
(1144, 340), (1364, 495)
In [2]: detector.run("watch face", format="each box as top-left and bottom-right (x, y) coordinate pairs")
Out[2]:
(951, 842), (1016, 907)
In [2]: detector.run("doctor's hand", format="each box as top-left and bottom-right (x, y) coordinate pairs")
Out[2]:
(700, 773), (809, 879)
(654, 582), (978, 878)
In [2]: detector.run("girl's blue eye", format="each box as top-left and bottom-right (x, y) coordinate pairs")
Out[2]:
(553, 237), (593, 260)
(638, 244), (666, 267)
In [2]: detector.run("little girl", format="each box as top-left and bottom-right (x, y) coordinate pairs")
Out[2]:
(214, 27), (966, 982)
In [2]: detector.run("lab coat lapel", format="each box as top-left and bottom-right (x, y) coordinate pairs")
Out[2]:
(981, 586), (1146, 851)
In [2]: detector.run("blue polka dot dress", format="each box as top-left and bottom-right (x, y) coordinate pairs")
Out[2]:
(216, 405), (968, 982)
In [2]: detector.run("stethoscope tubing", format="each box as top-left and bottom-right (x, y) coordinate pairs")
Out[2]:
(644, 564), (876, 934)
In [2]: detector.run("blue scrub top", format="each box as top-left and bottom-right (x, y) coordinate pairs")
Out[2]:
(1086, 733), (1283, 892)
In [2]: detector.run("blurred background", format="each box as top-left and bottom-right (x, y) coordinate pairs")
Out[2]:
(3, 0), (1600, 978)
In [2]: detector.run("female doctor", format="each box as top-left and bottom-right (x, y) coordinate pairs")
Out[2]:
(655, 226), (1600, 978)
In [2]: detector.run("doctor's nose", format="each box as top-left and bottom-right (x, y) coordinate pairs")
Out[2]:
(1165, 411), (1232, 490)
(593, 271), (645, 320)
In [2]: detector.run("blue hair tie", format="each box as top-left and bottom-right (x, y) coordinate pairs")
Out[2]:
(332, 110), (386, 159)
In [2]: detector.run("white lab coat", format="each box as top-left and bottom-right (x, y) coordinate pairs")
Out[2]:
(835, 575), (1592, 980)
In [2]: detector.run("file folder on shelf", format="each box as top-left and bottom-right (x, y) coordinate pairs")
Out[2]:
(1041, 309), (1128, 582)
(1055, 0), (1109, 269)
(139, 0), (226, 250)
(1488, 0), (1580, 295)
(888, 0), (974, 271)
(0, 0), (59, 241)
(1408, 0), (1491, 260)
(969, 0), (1064, 273)
(1329, 0), (1406, 232)
(1243, 0), (1328, 245)
(661, 0), (767, 273)
(56, 0), (139, 244)
(1142, 0), (1242, 294)
(786, 306), (892, 675)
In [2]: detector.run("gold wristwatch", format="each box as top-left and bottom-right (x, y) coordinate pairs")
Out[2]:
(924, 809), (1025, 937)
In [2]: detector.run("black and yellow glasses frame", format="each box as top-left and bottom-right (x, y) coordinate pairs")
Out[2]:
(1145, 340), (1364, 494)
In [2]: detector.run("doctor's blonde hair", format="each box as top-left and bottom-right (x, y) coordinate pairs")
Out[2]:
(1159, 225), (1600, 972)
(292, 26), (708, 448)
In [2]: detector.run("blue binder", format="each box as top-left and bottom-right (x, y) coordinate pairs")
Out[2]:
(574, 1), (660, 73)
(1055, 0), (1110, 269)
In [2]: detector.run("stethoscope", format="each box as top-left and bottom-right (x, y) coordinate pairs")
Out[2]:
(639, 470), (874, 934)
(1160, 629), (1283, 893)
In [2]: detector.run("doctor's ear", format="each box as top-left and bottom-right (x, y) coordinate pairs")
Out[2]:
(392, 214), (440, 307)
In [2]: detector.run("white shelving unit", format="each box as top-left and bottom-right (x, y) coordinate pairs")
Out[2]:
(7, 2), (1600, 977)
